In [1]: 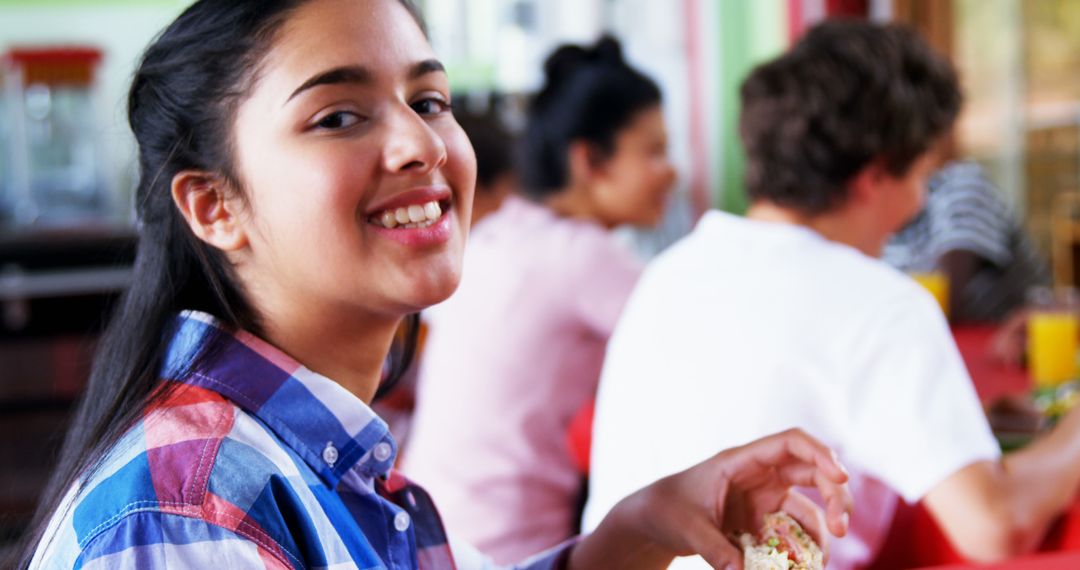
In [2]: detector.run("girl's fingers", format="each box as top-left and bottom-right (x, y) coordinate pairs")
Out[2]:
(779, 490), (831, 557)
(717, 430), (853, 540)
(772, 463), (853, 538)
(773, 462), (818, 488)
(721, 429), (849, 486)
(825, 490), (853, 538)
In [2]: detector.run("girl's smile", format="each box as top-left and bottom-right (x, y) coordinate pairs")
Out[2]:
(365, 185), (454, 246)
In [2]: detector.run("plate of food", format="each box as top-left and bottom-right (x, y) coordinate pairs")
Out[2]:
(983, 387), (1080, 452)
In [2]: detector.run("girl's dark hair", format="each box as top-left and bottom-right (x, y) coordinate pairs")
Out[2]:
(739, 19), (961, 216)
(519, 35), (661, 198)
(453, 107), (515, 191)
(16, 0), (423, 565)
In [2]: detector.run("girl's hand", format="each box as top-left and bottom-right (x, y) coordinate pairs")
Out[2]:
(570, 428), (853, 570)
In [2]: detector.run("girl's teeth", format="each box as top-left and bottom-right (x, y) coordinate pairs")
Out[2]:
(374, 200), (444, 229)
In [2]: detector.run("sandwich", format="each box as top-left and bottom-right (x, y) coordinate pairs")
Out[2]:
(740, 512), (824, 570)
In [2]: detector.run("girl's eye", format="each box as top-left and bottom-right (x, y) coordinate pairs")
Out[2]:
(314, 111), (361, 130)
(412, 97), (451, 116)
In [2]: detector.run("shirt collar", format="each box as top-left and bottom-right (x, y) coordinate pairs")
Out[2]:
(161, 310), (398, 487)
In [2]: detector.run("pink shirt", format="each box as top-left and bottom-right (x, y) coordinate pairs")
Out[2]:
(402, 196), (642, 563)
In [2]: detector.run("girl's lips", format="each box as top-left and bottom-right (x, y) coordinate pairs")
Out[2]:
(367, 206), (454, 247)
(366, 186), (452, 216)
(369, 198), (451, 229)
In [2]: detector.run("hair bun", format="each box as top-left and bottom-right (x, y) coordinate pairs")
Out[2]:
(591, 35), (623, 64)
(543, 35), (625, 84)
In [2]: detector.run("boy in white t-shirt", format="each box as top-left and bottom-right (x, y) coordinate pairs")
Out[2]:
(584, 20), (1080, 569)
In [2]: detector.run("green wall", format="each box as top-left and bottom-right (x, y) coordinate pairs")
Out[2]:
(716, 0), (787, 214)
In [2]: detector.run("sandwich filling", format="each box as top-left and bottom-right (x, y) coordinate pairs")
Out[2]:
(740, 512), (824, 570)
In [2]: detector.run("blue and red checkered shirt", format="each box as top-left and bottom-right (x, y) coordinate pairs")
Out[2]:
(30, 311), (574, 569)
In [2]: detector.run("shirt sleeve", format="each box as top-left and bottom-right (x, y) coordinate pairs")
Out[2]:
(568, 231), (644, 337)
(926, 163), (1014, 268)
(75, 512), (296, 569)
(842, 285), (1001, 503)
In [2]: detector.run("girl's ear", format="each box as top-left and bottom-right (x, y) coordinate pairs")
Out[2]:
(170, 171), (249, 251)
(567, 140), (609, 184)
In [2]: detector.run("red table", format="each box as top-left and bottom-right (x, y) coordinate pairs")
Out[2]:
(951, 326), (1029, 402)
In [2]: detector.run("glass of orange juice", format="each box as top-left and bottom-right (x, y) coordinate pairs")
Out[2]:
(1028, 287), (1080, 389)
(910, 271), (950, 319)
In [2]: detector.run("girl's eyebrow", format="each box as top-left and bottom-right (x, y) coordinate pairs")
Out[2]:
(285, 59), (446, 105)
(408, 58), (446, 80)
(287, 65), (372, 103)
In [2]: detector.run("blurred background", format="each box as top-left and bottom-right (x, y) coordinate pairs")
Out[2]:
(1, 0), (1080, 559)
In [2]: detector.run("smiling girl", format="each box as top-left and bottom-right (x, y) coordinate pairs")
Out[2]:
(18, 1), (851, 569)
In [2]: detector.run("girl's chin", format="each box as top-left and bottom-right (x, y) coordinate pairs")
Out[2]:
(393, 276), (462, 311)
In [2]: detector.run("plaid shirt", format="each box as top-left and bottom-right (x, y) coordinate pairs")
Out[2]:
(30, 311), (574, 569)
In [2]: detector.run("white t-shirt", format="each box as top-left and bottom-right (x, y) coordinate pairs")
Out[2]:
(582, 211), (1000, 570)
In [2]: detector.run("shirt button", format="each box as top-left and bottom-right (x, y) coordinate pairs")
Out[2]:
(373, 442), (392, 462)
(394, 511), (411, 532)
(322, 442), (339, 466)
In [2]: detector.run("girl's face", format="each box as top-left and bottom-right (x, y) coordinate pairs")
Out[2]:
(591, 106), (677, 227)
(229, 0), (475, 319)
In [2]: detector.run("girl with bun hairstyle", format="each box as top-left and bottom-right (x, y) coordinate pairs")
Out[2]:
(17, 4), (850, 569)
(403, 36), (675, 561)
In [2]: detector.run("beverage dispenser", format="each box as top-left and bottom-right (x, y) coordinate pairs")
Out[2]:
(1, 47), (110, 229)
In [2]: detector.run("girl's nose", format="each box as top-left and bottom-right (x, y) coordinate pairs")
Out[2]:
(382, 106), (448, 175)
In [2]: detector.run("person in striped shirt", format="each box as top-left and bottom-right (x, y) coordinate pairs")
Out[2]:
(13, 1), (853, 569)
(883, 160), (1050, 323)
